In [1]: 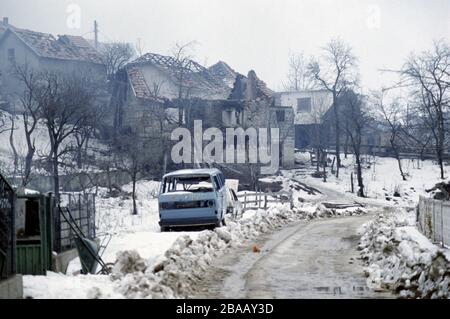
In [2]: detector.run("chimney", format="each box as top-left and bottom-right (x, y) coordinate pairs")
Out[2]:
(3, 17), (9, 26)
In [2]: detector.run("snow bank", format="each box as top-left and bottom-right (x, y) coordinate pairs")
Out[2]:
(359, 211), (450, 298)
(103, 203), (369, 299)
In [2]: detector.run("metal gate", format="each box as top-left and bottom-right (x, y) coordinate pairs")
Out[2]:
(57, 192), (96, 252)
(0, 173), (15, 280)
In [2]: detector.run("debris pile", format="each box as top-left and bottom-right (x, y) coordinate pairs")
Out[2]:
(359, 213), (450, 299)
(426, 182), (450, 200)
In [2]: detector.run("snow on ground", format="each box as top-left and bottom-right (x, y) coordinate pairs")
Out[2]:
(69, 180), (200, 271)
(21, 150), (450, 298)
(0, 109), (108, 175)
(359, 209), (450, 298)
(24, 179), (201, 298)
(296, 152), (450, 207)
(104, 201), (369, 299)
(23, 272), (123, 299)
(23, 173), (369, 299)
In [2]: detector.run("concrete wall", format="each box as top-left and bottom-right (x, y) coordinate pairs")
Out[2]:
(417, 196), (450, 247)
(0, 275), (23, 299)
(276, 90), (333, 125)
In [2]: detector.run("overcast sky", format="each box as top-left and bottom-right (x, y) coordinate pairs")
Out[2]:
(1, 0), (449, 91)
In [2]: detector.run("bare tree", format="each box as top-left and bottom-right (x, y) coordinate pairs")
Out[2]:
(9, 114), (18, 177)
(144, 80), (176, 176)
(309, 94), (330, 181)
(401, 41), (450, 179)
(284, 52), (314, 91)
(170, 41), (198, 126)
(308, 38), (358, 178)
(114, 130), (150, 215)
(342, 90), (370, 197)
(14, 64), (41, 186)
(101, 42), (136, 79)
(373, 90), (407, 180)
(38, 72), (98, 203)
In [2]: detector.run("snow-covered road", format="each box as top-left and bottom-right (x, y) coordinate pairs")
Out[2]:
(194, 215), (394, 299)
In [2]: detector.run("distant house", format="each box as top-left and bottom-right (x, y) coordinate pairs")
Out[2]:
(0, 20), (106, 110)
(0, 17), (13, 38)
(0, 27), (106, 75)
(115, 52), (295, 176)
(274, 90), (333, 148)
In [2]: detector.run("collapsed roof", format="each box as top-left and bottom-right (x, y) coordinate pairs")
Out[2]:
(126, 52), (273, 102)
(207, 61), (238, 88)
(127, 52), (232, 101)
(0, 28), (104, 65)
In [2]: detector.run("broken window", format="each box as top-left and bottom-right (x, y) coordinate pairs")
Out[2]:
(222, 110), (235, 126)
(7, 48), (15, 63)
(297, 97), (311, 112)
(276, 110), (285, 122)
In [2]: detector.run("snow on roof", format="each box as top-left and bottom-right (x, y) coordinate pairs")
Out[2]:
(2, 28), (104, 65)
(163, 168), (222, 178)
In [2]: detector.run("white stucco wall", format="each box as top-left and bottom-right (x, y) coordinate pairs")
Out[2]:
(277, 90), (333, 125)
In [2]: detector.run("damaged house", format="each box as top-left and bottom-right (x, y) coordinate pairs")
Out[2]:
(275, 89), (388, 155)
(114, 52), (294, 180)
(0, 19), (106, 111)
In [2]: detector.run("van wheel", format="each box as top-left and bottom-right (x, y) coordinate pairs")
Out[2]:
(216, 218), (226, 228)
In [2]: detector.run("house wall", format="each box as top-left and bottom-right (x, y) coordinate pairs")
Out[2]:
(269, 107), (295, 168)
(0, 32), (41, 102)
(0, 31), (106, 112)
(277, 90), (333, 125)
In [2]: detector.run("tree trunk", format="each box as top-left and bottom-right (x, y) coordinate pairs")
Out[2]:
(391, 136), (406, 181)
(23, 149), (35, 187)
(132, 175), (138, 215)
(53, 146), (60, 203)
(333, 95), (341, 177)
(163, 151), (168, 176)
(355, 152), (364, 197)
(344, 132), (349, 159)
(9, 117), (18, 177)
(437, 114), (445, 180)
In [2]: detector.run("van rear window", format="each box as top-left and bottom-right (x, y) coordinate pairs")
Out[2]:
(161, 175), (213, 193)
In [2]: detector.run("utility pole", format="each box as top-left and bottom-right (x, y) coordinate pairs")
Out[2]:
(94, 20), (99, 49)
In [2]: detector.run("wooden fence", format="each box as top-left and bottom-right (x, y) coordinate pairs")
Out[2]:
(237, 191), (294, 212)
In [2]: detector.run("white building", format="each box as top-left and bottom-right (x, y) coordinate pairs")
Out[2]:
(274, 90), (333, 125)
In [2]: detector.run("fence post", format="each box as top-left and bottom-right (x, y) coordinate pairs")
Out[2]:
(78, 193), (82, 234)
(433, 200), (436, 243)
(244, 193), (247, 211)
(264, 194), (267, 209)
(86, 194), (91, 239)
